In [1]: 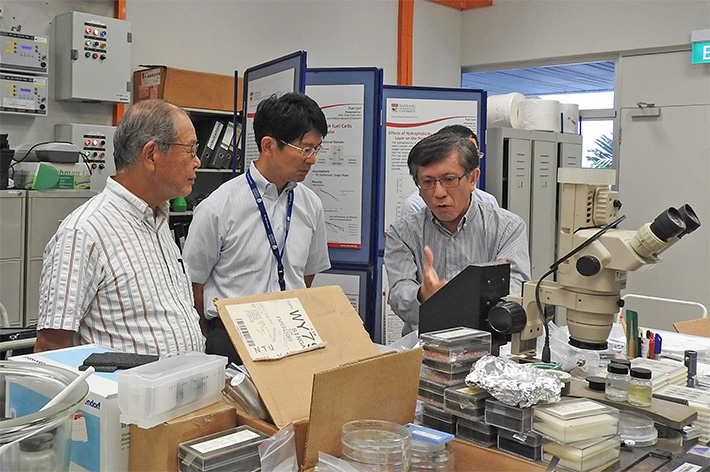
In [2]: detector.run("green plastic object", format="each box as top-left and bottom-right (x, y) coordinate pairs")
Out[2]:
(171, 197), (187, 212)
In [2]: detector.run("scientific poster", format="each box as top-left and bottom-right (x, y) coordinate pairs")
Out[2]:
(383, 98), (478, 235)
(305, 84), (365, 248)
(244, 68), (296, 169)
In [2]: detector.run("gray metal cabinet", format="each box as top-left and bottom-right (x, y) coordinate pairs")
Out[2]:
(485, 128), (582, 279)
(0, 190), (26, 326)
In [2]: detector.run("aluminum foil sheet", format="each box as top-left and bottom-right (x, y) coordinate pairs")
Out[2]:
(465, 355), (563, 408)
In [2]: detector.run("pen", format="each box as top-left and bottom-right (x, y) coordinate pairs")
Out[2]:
(178, 258), (186, 274)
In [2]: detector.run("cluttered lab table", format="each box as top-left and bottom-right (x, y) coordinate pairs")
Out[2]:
(4, 286), (710, 472)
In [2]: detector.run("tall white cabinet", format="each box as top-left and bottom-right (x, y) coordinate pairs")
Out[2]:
(485, 128), (582, 280)
(0, 190), (94, 327)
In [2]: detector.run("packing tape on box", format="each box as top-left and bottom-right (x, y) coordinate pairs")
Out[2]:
(518, 99), (561, 132)
(561, 103), (580, 134)
(487, 92), (525, 129)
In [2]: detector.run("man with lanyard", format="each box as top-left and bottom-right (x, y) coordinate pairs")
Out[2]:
(183, 92), (330, 363)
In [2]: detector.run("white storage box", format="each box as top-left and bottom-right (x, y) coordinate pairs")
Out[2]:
(116, 352), (226, 429)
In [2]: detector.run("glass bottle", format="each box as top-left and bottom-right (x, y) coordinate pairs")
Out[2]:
(605, 363), (629, 402)
(18, 432), (56, 472)
(628, 367), (653, 407)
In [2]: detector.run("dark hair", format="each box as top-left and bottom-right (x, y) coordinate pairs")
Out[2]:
(407, 133), (479, 178)
(436, 124), (478, 146)
(113, 99), (184, 170)
(253, 92), (328, 151)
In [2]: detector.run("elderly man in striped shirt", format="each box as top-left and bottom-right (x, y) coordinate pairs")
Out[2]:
(34, 99), (205, 356)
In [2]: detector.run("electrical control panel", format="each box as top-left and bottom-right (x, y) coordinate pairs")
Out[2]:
(56, 123), (116, 191)
(0, 73), (48, 115)
(0, 31), (49, 74)
(55, 11), (131, 103)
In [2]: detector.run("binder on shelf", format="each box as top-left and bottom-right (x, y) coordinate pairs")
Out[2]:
(210, 121), (235, 169)
(194, 119), (226, 168)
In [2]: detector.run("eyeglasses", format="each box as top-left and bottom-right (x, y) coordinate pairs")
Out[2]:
(416, 172), (470, 190)
(478, 151), (485, 159)
(160, 141), (199, 157)
(279, 140), (322, 159)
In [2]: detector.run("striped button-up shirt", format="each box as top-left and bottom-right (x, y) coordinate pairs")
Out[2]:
(37, 177), (205, 355)
(385, 199), (531, 336)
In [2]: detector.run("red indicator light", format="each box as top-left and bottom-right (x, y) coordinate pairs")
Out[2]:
(92, 53), (98, 59)
(85, 139), (91, 146)
(85, 27), (92, 34)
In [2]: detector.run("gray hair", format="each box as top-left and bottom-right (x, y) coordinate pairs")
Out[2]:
(407, 133), (479, 178)
(113, 99), (184, 170)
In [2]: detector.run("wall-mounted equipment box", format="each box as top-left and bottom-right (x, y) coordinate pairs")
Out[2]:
(0, 73), (48, 115)
(55, 11), (131, 103)
(0, 31), (49, 75)
(56, 123), (116, 192)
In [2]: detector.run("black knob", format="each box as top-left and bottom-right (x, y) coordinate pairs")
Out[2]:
(488, 301), (527, 334)
(576, 255), (601, 277)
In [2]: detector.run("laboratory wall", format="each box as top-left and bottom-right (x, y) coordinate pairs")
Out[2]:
(411, 0), (462, 88)
(1, 1), (116, 149)
(459, 0), (710, 68)
(459, 0), (710, 318)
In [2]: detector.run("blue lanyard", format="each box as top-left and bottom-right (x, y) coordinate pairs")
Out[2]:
(246, 169), (294, 291)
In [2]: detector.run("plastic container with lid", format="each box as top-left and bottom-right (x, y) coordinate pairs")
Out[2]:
(421, 403), (457, 434)
(497, 428), (543, 461)
(618, 411), (657, 447)
(455, 417), (497, 447)
(532, 398), (619, 444)
(341, 420), (412, 472)
(628, 367), (653, 407)
(406, 422), (455, 472)
(444, 385), (489, 421)
(420, 327), (491, 359)
(542, 434), (620, 472)
(605, 363), (629, 402)
(484, 398), (533, 433)
(116, 352), (226, 429)
(178, 425), (268, 472)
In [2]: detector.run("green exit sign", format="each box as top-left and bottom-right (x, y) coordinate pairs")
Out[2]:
(692, 41), (710, 64)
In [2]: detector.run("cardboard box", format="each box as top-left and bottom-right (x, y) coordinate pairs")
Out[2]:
(129, 401), (237, 472)
(673, 317), (710, 337)
(133, 65), (242, 112)
(215, 285), (422, 471)
(13, 162), (91, 190)
(10, 345), (130, 472)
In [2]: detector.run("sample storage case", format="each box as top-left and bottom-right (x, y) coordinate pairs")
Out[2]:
(484, 398), (533, 433)
(497, 428), (543, 461)
(178, 425), (269, 472)
(542, 434), (620, 472)
(421, 402), (457, 434)
(116, 352), (226, 428)
(456, 417), (497, 447)
(532, 398), (619, 444)
(419, 377), (450, 406)
(420, 327), (491, 363)
(444, 385), (489, 421)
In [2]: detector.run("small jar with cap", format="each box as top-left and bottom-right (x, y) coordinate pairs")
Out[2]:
(628, 367), (653, 407)
(18, 432), (56, 472)
(605, 363), (629, 402)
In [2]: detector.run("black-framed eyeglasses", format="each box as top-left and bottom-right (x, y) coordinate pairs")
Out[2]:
(416, 172), (470, 190)
(279, 139), (322, 159)
(160, 141), (199, 157)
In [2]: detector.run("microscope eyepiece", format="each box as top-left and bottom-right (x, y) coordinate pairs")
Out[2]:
(649, 207), (685, 242)
(676, 204), (701, 237)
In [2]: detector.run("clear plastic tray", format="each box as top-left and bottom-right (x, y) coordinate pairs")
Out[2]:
(418, 385), (444, 406)
(419, 377), (452, 396)
(178, 426), (268, 472)
(117, 352), (226, 429)
(532, 399), (619, 444)
(420, 327), (491, 356)
(410, 441), (455, 472)
(444, 385), (489, 421)
(484, 398), (533, 433)
(542, 434), (620, 472)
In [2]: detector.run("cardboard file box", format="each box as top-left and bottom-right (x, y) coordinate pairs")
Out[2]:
(133, 65), (242, 112)
(13, 162), (91, 190)
(10, 345), (130, 472)
(129, 401), (237, 472)
(215, 285), (423, 471)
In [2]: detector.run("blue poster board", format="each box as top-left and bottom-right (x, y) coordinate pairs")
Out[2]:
(306, 67), (383, 266)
